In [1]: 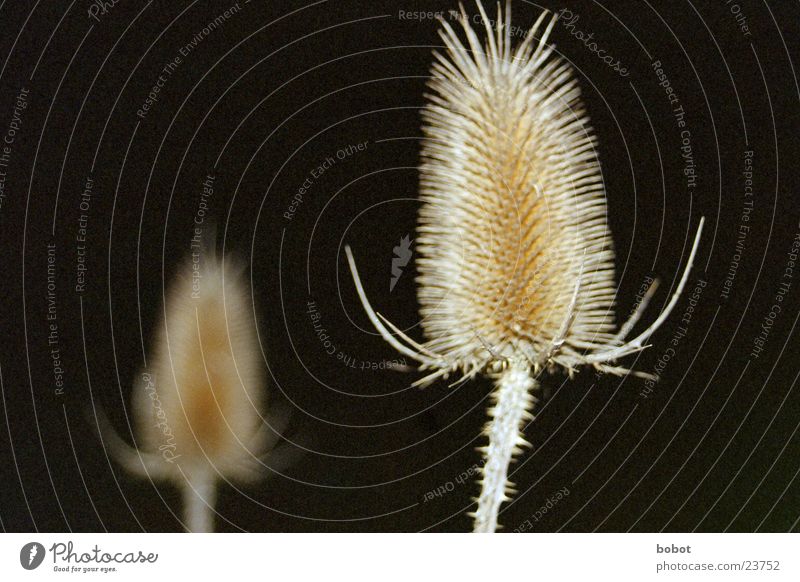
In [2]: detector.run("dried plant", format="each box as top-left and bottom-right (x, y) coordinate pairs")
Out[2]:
(94, 246), (287, 532)
(347, 1), (704, 532)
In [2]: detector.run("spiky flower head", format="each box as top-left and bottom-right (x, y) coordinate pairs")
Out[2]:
(95, 245), (286, 532)
(346, 1), (702, 533)
(134, 250), (267, 483)
(416, 4), (616, 380)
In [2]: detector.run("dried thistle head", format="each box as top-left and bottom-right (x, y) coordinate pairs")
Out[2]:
(134, 250), (267, 482)
(347, 0), (703, 532)
(415, 4), (617, 380)
(94, 244), (289, 532)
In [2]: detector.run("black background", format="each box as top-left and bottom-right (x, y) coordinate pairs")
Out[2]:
(1, 0), (799, 532)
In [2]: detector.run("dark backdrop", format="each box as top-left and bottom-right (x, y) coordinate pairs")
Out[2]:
(0, 0), (799, 532)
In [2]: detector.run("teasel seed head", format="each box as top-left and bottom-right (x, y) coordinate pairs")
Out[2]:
(416, 3), (617, 378)
(94, 242), (289, 532)
(347, 0), (703, 533)
(136, 249), (266, 478)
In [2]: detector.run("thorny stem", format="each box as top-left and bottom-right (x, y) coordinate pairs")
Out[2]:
(474, 360), (537, 533)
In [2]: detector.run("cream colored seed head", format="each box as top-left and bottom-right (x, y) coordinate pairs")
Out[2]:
(134, 251), (266, 482)
(416, 4), (617, 377)
(95, 246), (285, 532)
(347, 0), (703, 533)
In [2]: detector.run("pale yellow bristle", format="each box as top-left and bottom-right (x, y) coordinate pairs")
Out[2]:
(136, 251), (265, 480)
(95, 246), (275, 532)
(416, 5), (617, 374)
(346, 0), (703, 534)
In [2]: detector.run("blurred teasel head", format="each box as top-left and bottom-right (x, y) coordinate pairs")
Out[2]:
(95, 239), (291, 532)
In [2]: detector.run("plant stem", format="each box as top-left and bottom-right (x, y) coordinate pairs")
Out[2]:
(474, 361), (537, 533)
(183, 470), (217, 533)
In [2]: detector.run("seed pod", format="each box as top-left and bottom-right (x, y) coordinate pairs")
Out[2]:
(95, 245), (286, 532)
(347, 0), (703, 533)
